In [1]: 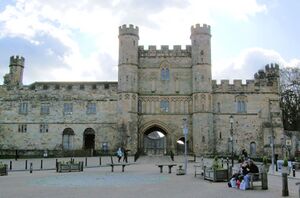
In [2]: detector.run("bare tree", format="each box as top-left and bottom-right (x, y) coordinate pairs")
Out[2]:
(280, 67), (300, 131)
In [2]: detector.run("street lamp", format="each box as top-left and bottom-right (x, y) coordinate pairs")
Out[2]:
(182, 118), (188, 175)
(229, 115), (234, 168)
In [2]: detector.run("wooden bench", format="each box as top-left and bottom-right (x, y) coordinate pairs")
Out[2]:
(248, 165), (268, 190)
(156, 164), (177, 173)
(107, 163), (134, 172)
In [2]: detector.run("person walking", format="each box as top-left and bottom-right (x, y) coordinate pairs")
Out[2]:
(117, 147), (123, 162)
(123, 148), (128, 163)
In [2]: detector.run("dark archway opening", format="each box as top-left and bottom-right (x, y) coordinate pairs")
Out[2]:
(143, 126), (167, 155)
(83, 128), (95, 150)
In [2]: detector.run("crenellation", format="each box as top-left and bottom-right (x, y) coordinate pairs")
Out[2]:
(233, 80), (242, 87)
(212, 78), (277, 92)
(10, 55), (25, 67)
(191, 23), (211, 35)
(119, 24), (139, 37)
(138, 45), (191, 57)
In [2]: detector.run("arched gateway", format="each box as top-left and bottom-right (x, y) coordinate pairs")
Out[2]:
(140, 121), (170, 155)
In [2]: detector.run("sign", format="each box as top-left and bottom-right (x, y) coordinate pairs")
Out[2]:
(286, 140), (292, 146)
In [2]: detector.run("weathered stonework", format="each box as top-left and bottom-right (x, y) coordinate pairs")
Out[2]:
(0, 24), (283, 157)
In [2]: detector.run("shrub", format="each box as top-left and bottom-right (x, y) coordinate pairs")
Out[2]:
(263, 156), (268, 165)
(283, 158), (288, 167)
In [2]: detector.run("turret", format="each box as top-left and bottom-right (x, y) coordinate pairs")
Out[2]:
(190, 24), (212, 93)
(190, 24), (214, 155)
(190, 24), (211, 65)
(118, 24), (139, 93)
(118, 24), (139, 65)
(117, 24), (139, 153)
(3, 55), (25, 86)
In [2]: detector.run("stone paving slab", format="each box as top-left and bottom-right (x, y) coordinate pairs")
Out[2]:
(0, 159), (299, 198)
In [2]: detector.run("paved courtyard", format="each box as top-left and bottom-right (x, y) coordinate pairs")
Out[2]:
(0, 156), (299, 198)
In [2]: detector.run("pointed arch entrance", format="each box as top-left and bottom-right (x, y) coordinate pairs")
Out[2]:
(143, 126), (167, 155)
(83, 128), (95, 150)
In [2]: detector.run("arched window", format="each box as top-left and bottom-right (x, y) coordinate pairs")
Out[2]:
(250, 142), (256, 157)
(62, 128), (74, 150)
(235, 95), (247, 113)
(160, 61), (170, 81)
(165, 68), (170, 80)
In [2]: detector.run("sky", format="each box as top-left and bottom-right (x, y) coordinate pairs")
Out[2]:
(0, 0), (299, 85)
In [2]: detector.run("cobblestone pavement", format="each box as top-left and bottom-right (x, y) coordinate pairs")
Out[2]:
(0, 156), (299, 198)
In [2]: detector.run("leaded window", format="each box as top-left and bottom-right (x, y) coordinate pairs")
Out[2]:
(86, 102), (96, 114)
(160, 100), (169, 112)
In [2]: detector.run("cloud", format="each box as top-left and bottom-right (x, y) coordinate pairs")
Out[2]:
(212, 48), (300, 82)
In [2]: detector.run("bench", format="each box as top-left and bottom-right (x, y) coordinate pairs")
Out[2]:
(107, 163), (133, 172)
(248, 165), (268, 190)
(156, 164), (177, 173)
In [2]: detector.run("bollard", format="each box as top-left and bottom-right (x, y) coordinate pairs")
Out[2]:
(55, 159), (58, 172)
(9, 161), (12, 170)
(194, 154), (196, 162)
(25, 160), (28, 170)
(226, 157), (229, 169)
(99, 156), (101, 166)
(30, 163), (33, 174)
(282, 173), (289, 196)
(40, 160), (43, 170)
(85, 157), (87, 167)
(110, 156), (114, 164)
(293, 163), (296, 177)
(221, 158), (224, 168)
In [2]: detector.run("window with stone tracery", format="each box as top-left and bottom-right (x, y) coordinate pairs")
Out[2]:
(160, 100), (169, 112)
(235, 95), (247, 113)
(160, 61), (170, 81)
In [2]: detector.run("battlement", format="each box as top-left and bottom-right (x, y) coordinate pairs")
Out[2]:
(191, 24), (211, 35)
(138, 45), (192, 57)
(9, 55), (25, 67)
(212, 78), (277, 93)
(119, 24), (139, 37)
(254, 63), (279, 86)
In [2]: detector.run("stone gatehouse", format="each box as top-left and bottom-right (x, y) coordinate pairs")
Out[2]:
(0, 24), (283, 157)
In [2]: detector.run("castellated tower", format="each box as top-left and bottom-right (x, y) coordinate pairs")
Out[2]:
(3, 55), (25, 86)
(190, 24), (214, 154)
(117, 24), (139, 153)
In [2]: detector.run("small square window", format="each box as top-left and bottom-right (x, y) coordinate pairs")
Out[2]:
(43, 85), (49, 90)
(41, 103), (50, 115)
(40, 124), (49, 133)
(80, 85), (85, 90)
(86, 103), (96, 114)
(18, 124), (27, 133)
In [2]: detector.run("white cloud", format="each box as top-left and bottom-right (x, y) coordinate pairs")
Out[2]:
(213, 48), (300, 82)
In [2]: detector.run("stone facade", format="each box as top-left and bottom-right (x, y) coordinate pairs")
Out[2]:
(0, 24), (283, 157)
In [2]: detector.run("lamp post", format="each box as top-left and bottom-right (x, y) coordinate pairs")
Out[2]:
(229, 115), (234, 167)
(183, 118), (188, 175)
